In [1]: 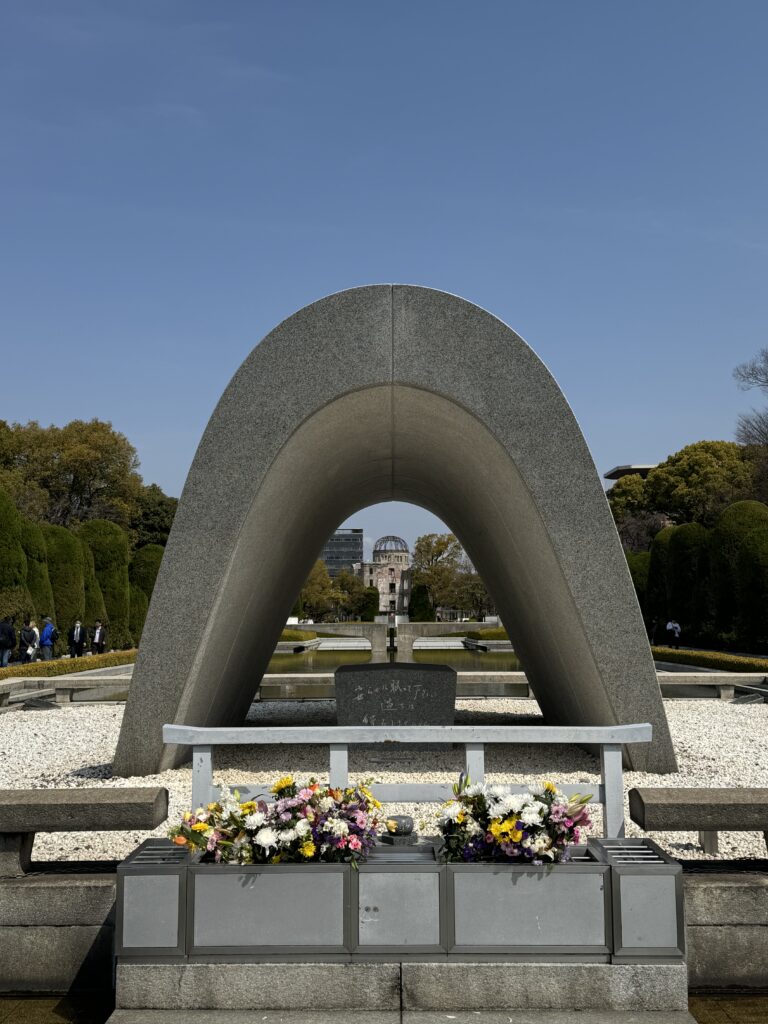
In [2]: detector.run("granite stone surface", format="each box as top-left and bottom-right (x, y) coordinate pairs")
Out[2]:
(0, 873), (115, 926)
(0, 925), (113, 991)
(115, 285), (676, 776)
(335, 663), (456, 726)
(116, 963), (401, 1010)
(0, 788), (168, 833)
(630, 787), (768, 830)
(401, 962), (689, 1011)
(105, 1013), (697, 1024)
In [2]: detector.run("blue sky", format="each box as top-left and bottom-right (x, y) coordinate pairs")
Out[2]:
(2, 2), (767, 556)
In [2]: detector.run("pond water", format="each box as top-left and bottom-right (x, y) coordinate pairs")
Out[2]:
(265, 649), (523, 673)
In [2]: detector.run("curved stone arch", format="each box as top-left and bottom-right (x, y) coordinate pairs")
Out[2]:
(114, 285), (676, 775)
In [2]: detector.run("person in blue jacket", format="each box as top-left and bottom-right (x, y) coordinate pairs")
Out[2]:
(39, 616), (59, 661)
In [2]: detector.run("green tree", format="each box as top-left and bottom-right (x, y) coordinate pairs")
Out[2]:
(129, 544), (164, 601)
(710, 500), (768, 637)
(0, 489), (35, 627)
(129, 583), (150, 644)
(130, 484), (178, 548)
(78, 520), (133, 648)
(299, 560), (341, 621)
(625, 550), (650, 618)
(736, 531), (768, 651)
(360, 586), (380, 622)
(645, 526), (676, 637)
(0, 418), (142, 528)
(411, 533), (463, 611)
(334, 569), (366, 619)
(667, 523), (712, 642)
(80, 539), (107, 626)
(451, 565), (494, 620)
(407, 582), (434, 621)
(607, 473), (668, 551)
(41, 524), (85, 647)
(645, 441), (753, 526)
(608, 474), (648, 521)
(19, 518), (55, 623)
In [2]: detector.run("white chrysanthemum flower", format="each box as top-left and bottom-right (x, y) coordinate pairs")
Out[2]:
(488, 784), (508, 799)
(464, 783), (484, 797)
(322, 818), (349, 836)
(318, 796), (335, 812)
(254, 827), (278, 849)
(440, 802), (463, 822)
(295, 818), (312, 836)
(278, 828), (297, 847)
(244, 811), (266, 829)
(519, 804), (545, 826)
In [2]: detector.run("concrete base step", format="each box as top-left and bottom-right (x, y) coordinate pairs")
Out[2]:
(107, 1011), (697, 1024)
(116, 962), (689, 1014)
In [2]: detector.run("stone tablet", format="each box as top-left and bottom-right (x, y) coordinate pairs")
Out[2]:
(334, 663), (456, 727)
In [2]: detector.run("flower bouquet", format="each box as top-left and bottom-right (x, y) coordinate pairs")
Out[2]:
(436, 775), (591, 864)
(169, 775), (381, 865)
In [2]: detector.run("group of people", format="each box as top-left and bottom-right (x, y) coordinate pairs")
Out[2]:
(0, 615), (108, 668)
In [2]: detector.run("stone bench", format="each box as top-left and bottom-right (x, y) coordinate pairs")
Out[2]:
(629, 787), (768, 855)
(0, 787), (169, 875)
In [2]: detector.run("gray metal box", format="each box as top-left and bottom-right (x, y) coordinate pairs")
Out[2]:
(116, 839), (189, 957)
(447, 858), (611, 958)
(588, 838), (685, 962)
(189, 863), (348, 954)
(354, 863), (443, 952)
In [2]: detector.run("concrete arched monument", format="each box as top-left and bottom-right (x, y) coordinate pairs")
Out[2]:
(114, 286), (676, 776)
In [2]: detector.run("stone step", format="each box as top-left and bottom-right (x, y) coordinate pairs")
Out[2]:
(107, 1011), (697, 1024)
(116, 962), (689, 1014)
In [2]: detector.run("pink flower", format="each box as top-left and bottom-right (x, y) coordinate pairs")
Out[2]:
(348, 836), (362, 851)
(355, 811), (368, 828)
(298, 788), (314, 801)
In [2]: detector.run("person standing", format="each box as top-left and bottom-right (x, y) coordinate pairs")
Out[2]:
(665, 619), (681, 650)
(19, 619), (37, 664)
(92, 620), (107, 655)
(39, 616), (58, 660)
(0, 617), (15, 669)
(68, 619), (87, 658)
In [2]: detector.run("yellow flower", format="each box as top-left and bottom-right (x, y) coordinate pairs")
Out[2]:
(300, 841), (316, 858)
(456, 811), (466, 824)
(543, 781), (557, 794)
(489, 820), (503, 839)
(510, 828), (523, 843)
(191, 822), (209, 832)
(206, 802), (218, 812)
(271, 775), (294, 794)
(183, 811), (193, 822)
(270, 853), (284, 864)
(240, 801), (257, 812)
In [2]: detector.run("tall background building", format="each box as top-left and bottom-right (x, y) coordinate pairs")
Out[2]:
(320, 528), (364, 577)
(355, 535), (411, 615)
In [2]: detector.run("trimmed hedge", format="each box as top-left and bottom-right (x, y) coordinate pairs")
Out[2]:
(0, 489), (35, 625)
(711, 501), (768, 636)
(625, 550), (650, 615)
(129, 582), (149, 644)
(19, 519), (54, 623)
(667, 522), (712, 641)
(464, 627), (509, 640)
(0, 649), (137, 681)
(645, 525), (676, 627)
(129, 543), (164, 600)
(80, 539), (107, 626)
(651, 646), (768, 673)
(281, 628), (318, 642)
(78, 520), (132, 649)
(40, 524), (85, 647)
(736, 530), (768, 650)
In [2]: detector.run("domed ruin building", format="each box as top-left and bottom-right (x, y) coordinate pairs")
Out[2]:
(354, 535), (411, 615)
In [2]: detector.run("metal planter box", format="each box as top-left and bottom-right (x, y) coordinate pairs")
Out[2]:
(117, 839), (684, 963)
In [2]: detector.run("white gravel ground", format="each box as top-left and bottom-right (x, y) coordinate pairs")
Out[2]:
(1, 697), (767, 863)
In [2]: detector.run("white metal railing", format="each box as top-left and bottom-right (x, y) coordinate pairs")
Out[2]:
(162, 722), (653, 839)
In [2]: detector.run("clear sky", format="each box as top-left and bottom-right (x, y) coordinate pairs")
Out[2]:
(2, 2), (767, 557)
